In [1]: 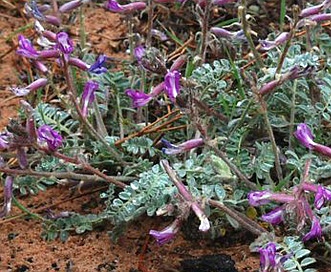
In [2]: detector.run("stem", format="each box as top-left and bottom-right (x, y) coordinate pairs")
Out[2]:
(93, 99), (108, 138)
(146, 0), (154, 47)
(205, 140), (257, 190)
(288, 79), (298, 150)
(79, 6), (86, 50)
(208, 199), (268, 236)
(260, 97), (283, 181)
(239, 1), (264, 68)
(0, 167), (135, 183)
(275, 6), (299, 74)
(199, 0), (211, 64)
(12, 196), (46, 221)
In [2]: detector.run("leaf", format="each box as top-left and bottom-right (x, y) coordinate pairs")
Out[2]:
(283, 259), (297, 270)
(300, 257), (316, 267)
(295, 249), (311, 259)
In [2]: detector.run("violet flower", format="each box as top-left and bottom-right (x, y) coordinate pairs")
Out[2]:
(0, 132), (13, 150)
(88, 55), (108, 74)
(24, 1), (61, 26)
(16, 35), (39, 59)
(59, 0), (88, 13)
(134, 45), (145, 63)
(162, 138), (204, 155)
(303, 216), (322, 241)
(164, 70), (181, 102)
(10, 78), (48, 96)
(248, 191), (273, 206)
(314, 185), (331, 210)
(105, 0), (146, 13)
(56, 32), (74, 55)
(300, 4), (324, 18)
(261, 206), (285, 225)
(37, 125), (63, 151)
(259, 32), (290, 51)
(149, 218), (181, 245)
(125, 89), (153, 108)
(0, 176), (14, 218)
(294, 123), (331, 157)
(259, 242), (285, 272)
(17, 147), (28, 169)
(210, 27), (245, 41)
(81, 81), (99, 117)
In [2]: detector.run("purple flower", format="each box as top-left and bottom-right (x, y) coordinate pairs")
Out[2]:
(300, 4), (323, 17)
(314, 185), (331, 210)
(134, 45), (145, 63)
(0, 176), (14, 218)
(59, 0), (87, 13)
(10, 78), (48, 96)
(105, 0), (146, 13)
(259, 242), (285, 272)
(16, 35), (39, 59)
(68, 57), (90, 71)
(294, 123), (316, 149)
(259, 32), (290, 51)
(81, 81), (99, 117)
(0, 132), (13, 150)
(161, 138), (204, 155)
(261, 206), (285, 225)
(303, 216), (322, 241)
(125, 89), (153, 108)
(88, 55), (108, 74)
(164, 70), (181, 102)
(248, 191), (273, 206)
(17, 147), (28, 169)
(210, 27), (245, 41)
(149, 218), (181, 245)
(56, 32), (74, 55)
(37, 125), (63, 151)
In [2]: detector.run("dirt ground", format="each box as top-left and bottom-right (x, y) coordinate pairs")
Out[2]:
(0, 2), (262, 272)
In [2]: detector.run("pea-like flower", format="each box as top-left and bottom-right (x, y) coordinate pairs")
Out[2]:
(164, 70), (181, 102)
(248, 191), (273, 206)
(261, 206), (285, 225)
(56, 32), (74, 55)
(88, 55), (108, 74)
(16, 35), (39, 59)
(259, 242), (285, 272)
(37, 125), (63, 151)
(105, 0), (146, 13)
(0, 132), (13, 150)
(81, 81), (99, 117)
(314, 185), (331, 210)
(10, 78), (48, 96)
(294, 123), (331, 157)
(162, 138), (204, 155)
(59, 0), (89, 13)
(125, 90), (152, 108)
(210, 27), (246, 41)
(303, 216), (322, 241)
(259, 32), (290, 51)
(149, 218), (181, 245)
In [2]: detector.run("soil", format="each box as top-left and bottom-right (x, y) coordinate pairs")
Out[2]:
(0, 2), (326, 272)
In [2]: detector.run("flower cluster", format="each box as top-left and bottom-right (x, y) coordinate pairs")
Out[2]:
(259, 242), (287, 272)
(125, 47), (186, 107)
(248, 180), (330, 241)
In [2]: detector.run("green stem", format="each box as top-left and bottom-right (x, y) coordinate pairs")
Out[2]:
(239, 1), (264, 68)
(12, 196), (46, 221)
(288, 79), (298, 150)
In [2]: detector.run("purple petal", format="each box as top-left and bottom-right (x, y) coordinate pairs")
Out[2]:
(149, 219), (181, 245)
(56, 32), (74, 55)
(303, 217), (322, 241)
(105, 0), (124, 12)
(248, 191), (272, 206)
(294, 123), (316, 149)
(81, 81), (99, 117)
(88, 55), (108, 74)
(16, 35), (39, 59)
(125, 89), (152, 108)
(37, 125), (63, 151)
(164, 70), (181, 102)
(0, 176), (14, 218)
(261, 206), (285, 225)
